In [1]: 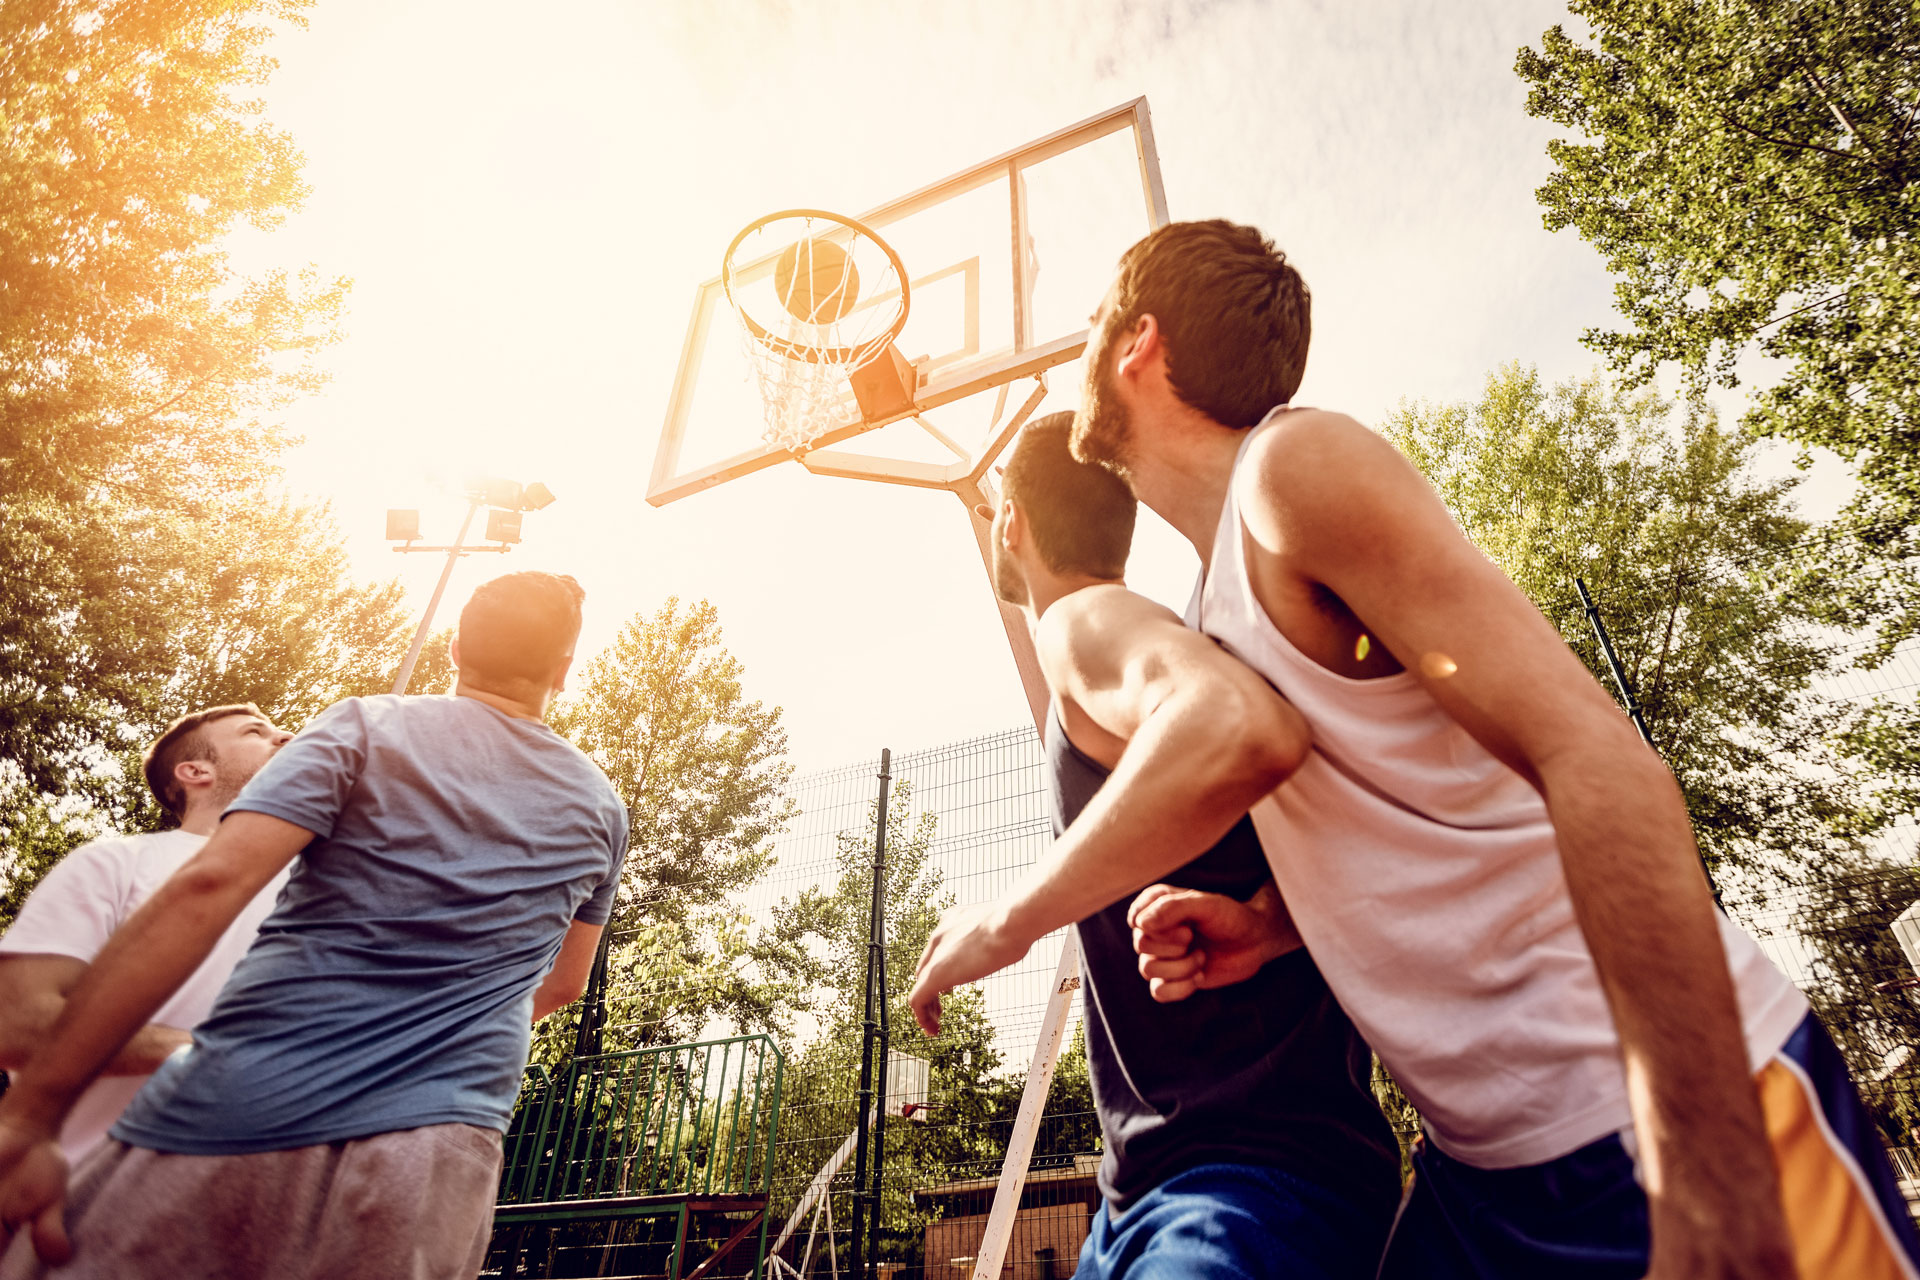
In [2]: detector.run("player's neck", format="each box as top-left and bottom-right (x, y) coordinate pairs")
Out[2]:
(1026, 570), (1119, 619)
(1130, 423), (1245, 567)
(177, 803), (222, 837)
(455, 681), (551, 723)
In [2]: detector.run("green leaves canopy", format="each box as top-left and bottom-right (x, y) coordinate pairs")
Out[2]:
(1518, 1), (1920, 644)
(1380, 365), (1877, 892)
(2, 1), (441, 914)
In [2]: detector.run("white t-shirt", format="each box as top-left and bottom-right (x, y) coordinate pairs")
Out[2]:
(0, 828), (289, 1162)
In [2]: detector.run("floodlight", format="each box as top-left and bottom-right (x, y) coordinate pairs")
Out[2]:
(486, 507), (524, 544)
(522, 481), (556, 511)
(385, 509), (421, 542)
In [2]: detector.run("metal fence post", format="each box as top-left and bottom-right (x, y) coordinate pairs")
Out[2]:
(849, 748), (893, 1277)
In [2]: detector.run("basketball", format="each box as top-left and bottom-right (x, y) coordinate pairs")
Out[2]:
(773, 237), (860, 325)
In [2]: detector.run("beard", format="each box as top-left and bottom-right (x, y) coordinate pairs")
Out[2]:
(1071, 350), (1136, 483)
(203, 748), (266, 814)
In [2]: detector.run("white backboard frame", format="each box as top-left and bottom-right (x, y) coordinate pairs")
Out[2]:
(648, 97), (1168, 507)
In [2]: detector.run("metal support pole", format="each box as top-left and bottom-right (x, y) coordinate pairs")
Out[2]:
(848, 748), (892, 1278)
(868, 770), (892, 1275)
(571, 928), (614, 1059)
(1574, 578), (1656, 750)
(1574, 577), (1718, 897)
(391, 500), (480, 694)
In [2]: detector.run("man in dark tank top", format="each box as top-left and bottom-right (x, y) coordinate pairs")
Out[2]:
(911, 415), (1398, 1279)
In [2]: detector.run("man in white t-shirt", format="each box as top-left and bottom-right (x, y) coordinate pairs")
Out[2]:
(0, 704), (293, 1163)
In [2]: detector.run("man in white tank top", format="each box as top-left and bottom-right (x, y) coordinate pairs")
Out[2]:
(1083, 221), (1917, 1279)
(908, 219), (1920, 1280)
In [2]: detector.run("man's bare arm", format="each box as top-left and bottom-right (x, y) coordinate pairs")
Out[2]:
(909, 589), (1308, 1035)
(533, 921), (603, 1023)
(0, 812), (310, 1263)
(0, 813), (307, 1131)
(1242, 411), (1789, 1277)
(0, 956), (191, 1077)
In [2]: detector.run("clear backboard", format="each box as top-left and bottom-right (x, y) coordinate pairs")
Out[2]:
(648, 98), (1168, 506)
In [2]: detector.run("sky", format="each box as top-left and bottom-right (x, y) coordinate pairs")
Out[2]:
(230, 0), (1855, 775)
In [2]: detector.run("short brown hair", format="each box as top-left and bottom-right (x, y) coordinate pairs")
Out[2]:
(1109, 219), (1311, 427)
(457, 571), (586, 689)
(143, 704), (266, 822)
(1004, 413), (1136, 578)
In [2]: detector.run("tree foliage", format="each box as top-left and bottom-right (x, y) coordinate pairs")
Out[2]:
(759, 784), (1026, 1270)
(1, 1), (446, 925)
(3, 0), (351, 767)
(1380, 365), (1878, 892)
(552, 597), (795, 931)
(1517, 2), (1920, 645)
(529, 598), (796, 1066)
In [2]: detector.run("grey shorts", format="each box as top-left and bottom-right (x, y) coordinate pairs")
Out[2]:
(0, 1123), (503, 1280)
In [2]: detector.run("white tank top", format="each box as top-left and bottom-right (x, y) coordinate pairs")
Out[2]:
(1188, 417), (1807, 1169)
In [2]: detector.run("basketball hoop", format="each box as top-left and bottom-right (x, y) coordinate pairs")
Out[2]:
(722, 209), (911, 453)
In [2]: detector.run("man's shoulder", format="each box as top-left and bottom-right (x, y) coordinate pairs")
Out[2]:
(1044, 584), (1180, 638)
(1239, 408), (1386, 492)
(0, 830), (201, 954)
(51, 828), (200, 877)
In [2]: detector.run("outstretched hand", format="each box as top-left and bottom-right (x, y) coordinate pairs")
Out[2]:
(0, 1114), (71, 1266)
(909, 902), (1033, 1036)
(1127, 880), (1303, 1001)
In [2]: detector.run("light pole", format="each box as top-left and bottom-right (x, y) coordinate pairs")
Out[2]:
(387, 479), (556, 695)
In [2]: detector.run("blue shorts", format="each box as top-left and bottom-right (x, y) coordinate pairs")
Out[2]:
(1078, 1162), (1393, 1280)
(1380, 1012), (1920, 1279)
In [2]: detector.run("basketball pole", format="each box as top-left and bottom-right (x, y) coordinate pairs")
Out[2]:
(954, 477), (1083, 1280)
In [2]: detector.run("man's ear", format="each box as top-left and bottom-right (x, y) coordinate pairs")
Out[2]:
(551, 653), (575, 696)
(448, 635), (462, 674)
(1116, 313), (1162, 381)
(1000, 499), (1025, 551)
(173, 759), (216, 793)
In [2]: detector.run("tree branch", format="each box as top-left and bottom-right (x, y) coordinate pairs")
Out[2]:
(1714, 109), (1863, 165)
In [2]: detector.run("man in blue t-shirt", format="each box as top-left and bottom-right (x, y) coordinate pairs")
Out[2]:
(0, 571), (628, 1280)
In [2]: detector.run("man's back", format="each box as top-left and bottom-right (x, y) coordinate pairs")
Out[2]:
(112, 694), (629, 1155)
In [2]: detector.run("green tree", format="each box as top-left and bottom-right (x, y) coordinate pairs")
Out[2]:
(1380, 365), (1877, 892)
(3, 0), (350, 795)
(531, 598), (795, 1066)
(761, 784), (1019, 1273)
(553, 598), (795, 931)
(1516, 2), (1920, 647)
(0, 0), (424, 924)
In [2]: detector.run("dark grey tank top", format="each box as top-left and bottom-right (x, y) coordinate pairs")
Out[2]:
(1049, 711), (1400, 1215)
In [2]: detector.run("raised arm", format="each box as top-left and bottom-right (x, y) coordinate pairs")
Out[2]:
(0, 812), (310, 1263)
(1242, 411), (1790, 1279)
(0, 955), (191, 1077)
(908, 588), (1308, 1035)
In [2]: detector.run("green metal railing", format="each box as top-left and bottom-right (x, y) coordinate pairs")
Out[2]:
(499, 1035), (785, 1209)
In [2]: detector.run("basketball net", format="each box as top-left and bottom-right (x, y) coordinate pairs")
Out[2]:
(723, 214), (910, 455)
(736, 317), (872, 453)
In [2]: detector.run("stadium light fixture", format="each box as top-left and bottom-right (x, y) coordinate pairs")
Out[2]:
(385, 477), (558, 694)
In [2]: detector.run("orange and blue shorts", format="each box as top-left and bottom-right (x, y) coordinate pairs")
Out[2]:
(1379, 1013), (1920, 1279)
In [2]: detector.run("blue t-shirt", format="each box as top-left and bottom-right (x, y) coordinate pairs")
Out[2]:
(112, 694), (628, 1155)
